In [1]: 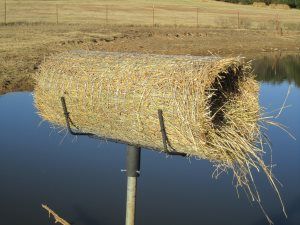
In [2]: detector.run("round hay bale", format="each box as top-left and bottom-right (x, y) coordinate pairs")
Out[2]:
(34, 51), (259, 156)
(252, 2), (267, 7)
(269, 3), (290, 9)
(35, 52), (285, 217)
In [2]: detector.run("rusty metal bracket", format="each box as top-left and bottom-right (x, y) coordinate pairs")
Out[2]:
(158, 109), (186, 156)
(60, 96), (186, 157)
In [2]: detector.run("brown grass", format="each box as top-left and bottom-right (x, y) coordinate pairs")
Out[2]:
(34, 51), (285, 223)
(1, 0), (300, 29)
(1, 1), (300, 96)
(1, 22), (300, 96)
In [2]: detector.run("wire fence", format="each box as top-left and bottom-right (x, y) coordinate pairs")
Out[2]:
(1, 1), (300, 31)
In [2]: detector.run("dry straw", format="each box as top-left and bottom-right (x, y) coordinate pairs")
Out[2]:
(34, 51), (285, 222)
(42, 204), (70, 225)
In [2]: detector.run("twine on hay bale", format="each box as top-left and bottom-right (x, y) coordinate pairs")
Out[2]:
(34, 51), (285, 222)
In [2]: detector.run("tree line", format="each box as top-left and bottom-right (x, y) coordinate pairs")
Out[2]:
(216, 0), (300, 8)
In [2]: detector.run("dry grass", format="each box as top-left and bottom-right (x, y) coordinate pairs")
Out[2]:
(1, 22), (300, 96)
(34, 51), (286, 223)
(1, 0), (300, 96)
(1, 0), (300, 29)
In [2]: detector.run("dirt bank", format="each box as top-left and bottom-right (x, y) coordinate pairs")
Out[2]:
(1, 23), (300, 95)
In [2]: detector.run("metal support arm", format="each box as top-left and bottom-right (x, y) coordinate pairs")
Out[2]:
(60, 96), (186, 157)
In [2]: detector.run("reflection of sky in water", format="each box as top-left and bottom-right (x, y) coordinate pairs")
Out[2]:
(0, 55), (300, 225)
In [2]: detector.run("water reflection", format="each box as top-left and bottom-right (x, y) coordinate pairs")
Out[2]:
(253, 53), (300, 87)
(1, 53), (300, 97)
(0, 54), (299, 225)
(0, 74), (34, 96)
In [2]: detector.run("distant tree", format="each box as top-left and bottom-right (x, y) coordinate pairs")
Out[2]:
(215, 0), (300, 8)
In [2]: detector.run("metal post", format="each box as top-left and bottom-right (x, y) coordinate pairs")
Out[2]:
(276, 14), (280, 34)
(125, 145), (141, 225)
(4, 0), (7, 25)
(238, 11), (240, 29)
(174, 16), (176, 27)
(196, 7), (199, 28)
(56, 4), (58, 25)
(276, 14), (278, 32)
(105, 5), (108, 25)
(152, 3), (154, 27)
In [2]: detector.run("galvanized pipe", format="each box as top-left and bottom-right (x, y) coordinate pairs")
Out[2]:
(125, 176), (137, 225)
(125, 145), (141, 225)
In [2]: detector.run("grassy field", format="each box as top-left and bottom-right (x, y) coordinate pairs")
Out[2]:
(1, 0), (300, 95)
(1, 0), (300, 29)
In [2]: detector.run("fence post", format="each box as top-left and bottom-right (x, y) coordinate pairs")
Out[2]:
(56, 4), (58, 24)
(4, 0), (6, 25)
(105, 5), (108, 25)
(276, 14), (279, 33)
(197, 7), (199, 28)
(237, 11), (240, 30)
(174, 15), (177, 27)
(152, 3), (155, 27)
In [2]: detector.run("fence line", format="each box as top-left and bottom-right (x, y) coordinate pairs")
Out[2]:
(1, 2), (295, 32)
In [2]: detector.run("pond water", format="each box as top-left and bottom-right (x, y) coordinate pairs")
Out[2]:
(0, 54), (299, 225)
